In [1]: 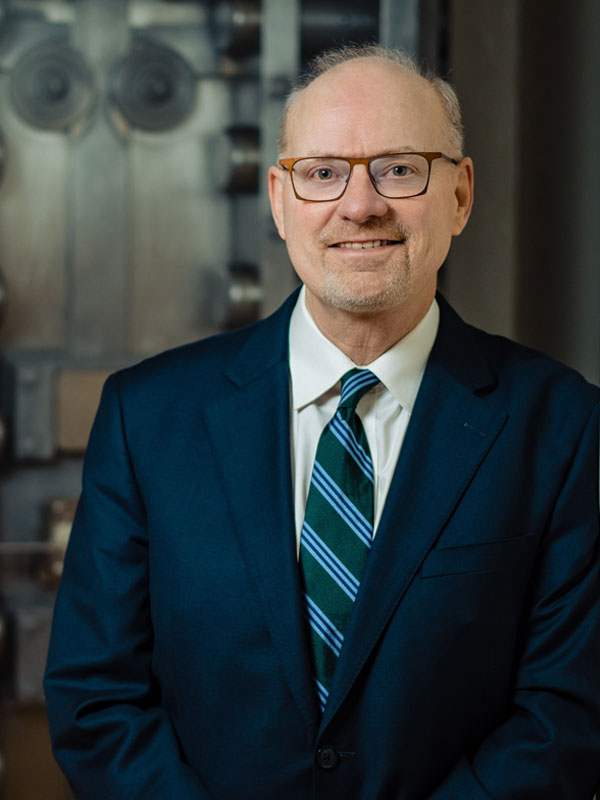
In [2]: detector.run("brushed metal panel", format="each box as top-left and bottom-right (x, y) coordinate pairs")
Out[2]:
(13, 361), (55, 460)
(0, 90), (67, 350)
(69, 0), (130, 356)
(0, 458), (83, 543)
(69, 118), (130, 356)
(130, 79), (233, 354)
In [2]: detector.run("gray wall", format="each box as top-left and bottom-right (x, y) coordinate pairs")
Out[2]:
(446, 0), (599, 385)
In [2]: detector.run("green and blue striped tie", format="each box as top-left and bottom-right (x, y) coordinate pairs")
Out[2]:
(300, 368), (379, 711)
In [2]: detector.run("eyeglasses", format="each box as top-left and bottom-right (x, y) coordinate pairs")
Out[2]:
(278, 152), (458, 202)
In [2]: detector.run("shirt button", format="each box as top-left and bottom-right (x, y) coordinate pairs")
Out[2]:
(316, 746), (339, 769)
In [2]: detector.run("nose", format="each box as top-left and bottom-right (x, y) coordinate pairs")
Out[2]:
(335, 164), (389, 222)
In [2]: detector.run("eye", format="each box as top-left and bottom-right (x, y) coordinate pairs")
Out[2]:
(372, 157), (421, 182)
(305, 165), (342, 182)
(384, 162), (416, 179)
(316, 168), (333, 180)
(294, 158), (347, 184)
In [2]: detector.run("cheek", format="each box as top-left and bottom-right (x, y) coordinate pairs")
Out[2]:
(429, 188), (460, 233)
(281, 197), (307, 241)
(406, 201), (454, 264)
(425, 194), (455, 239)
(280, 205), (327, 285)
(282, 201), (330, 249)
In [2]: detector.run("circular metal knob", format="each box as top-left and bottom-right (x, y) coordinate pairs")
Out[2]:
(211, 0), (260, 57)
(202, 263), (262, 330)
(10, 42), (96, 133)
(227, 263), (262, 328)
(110, 41), (196, 133)
(211, 126), (260, 194)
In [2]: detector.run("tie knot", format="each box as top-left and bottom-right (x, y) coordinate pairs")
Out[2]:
(338, 369), (379, 410)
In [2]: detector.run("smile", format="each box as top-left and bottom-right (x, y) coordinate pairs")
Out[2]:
(332, 239), (403, 249)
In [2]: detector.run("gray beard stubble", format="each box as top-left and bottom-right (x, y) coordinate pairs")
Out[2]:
(319, 225), (413, 312)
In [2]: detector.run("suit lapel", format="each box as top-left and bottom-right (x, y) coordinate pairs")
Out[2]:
(202, 292), (320, 735)
(320, 297), (508, 731)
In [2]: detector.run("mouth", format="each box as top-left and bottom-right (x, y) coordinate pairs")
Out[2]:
(331, 239), (404, 249)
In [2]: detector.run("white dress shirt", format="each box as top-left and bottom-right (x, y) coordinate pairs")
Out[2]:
(289, 286), (439, 551)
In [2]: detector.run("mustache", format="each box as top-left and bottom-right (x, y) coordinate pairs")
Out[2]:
(319, 223), (411, 247)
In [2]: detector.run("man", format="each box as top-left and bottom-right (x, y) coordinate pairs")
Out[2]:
(44, 45), (600, 799)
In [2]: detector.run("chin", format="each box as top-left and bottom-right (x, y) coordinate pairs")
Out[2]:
(320, 271), (412, 314)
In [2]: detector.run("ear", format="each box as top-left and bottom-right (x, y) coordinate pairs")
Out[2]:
(268, 165), (287, 240)
(452, 157), (474, 236)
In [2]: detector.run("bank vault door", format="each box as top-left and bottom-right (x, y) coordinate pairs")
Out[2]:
(0, 1), (438, 796)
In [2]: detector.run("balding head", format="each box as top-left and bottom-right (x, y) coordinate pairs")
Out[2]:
(278, 44), (464, 158)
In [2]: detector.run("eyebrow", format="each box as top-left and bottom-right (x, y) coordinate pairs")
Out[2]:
(301, 146), (418, 157)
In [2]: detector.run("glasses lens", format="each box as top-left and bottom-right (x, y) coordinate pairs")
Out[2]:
(370, 154), (429, 198)
(291, 158), (350, 200)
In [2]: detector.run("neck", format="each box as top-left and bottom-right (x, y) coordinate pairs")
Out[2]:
(305, 290), (434, 365)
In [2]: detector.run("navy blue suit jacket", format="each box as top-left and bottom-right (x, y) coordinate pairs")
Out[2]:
(45, 292), (600, 799)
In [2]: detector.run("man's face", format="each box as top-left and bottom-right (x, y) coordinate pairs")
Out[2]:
(269, 59), (473, 323)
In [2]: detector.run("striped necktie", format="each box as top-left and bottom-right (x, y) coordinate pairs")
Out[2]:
(300, 368), (379, 712)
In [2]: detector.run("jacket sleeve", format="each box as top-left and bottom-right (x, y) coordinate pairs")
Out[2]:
(427, 403), (600, 800)
(44, 374), (214, 800)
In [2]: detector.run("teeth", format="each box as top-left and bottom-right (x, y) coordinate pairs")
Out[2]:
(338, 239), (390, 249)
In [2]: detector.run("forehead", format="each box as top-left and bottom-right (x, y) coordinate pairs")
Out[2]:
(285, 59), (447, 156)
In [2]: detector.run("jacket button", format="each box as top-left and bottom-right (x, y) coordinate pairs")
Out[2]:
(316, 746), (339, 769)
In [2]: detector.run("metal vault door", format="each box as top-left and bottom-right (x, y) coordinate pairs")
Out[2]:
(0, 1), (436, 796)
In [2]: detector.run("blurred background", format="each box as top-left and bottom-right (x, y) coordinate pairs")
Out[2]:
(0, 1), (597, 797)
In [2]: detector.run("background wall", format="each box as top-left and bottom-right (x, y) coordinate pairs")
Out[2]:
(446, 0), (599, 384)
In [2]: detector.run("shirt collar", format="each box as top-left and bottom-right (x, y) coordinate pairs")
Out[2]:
(289, 285), (439, 412)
